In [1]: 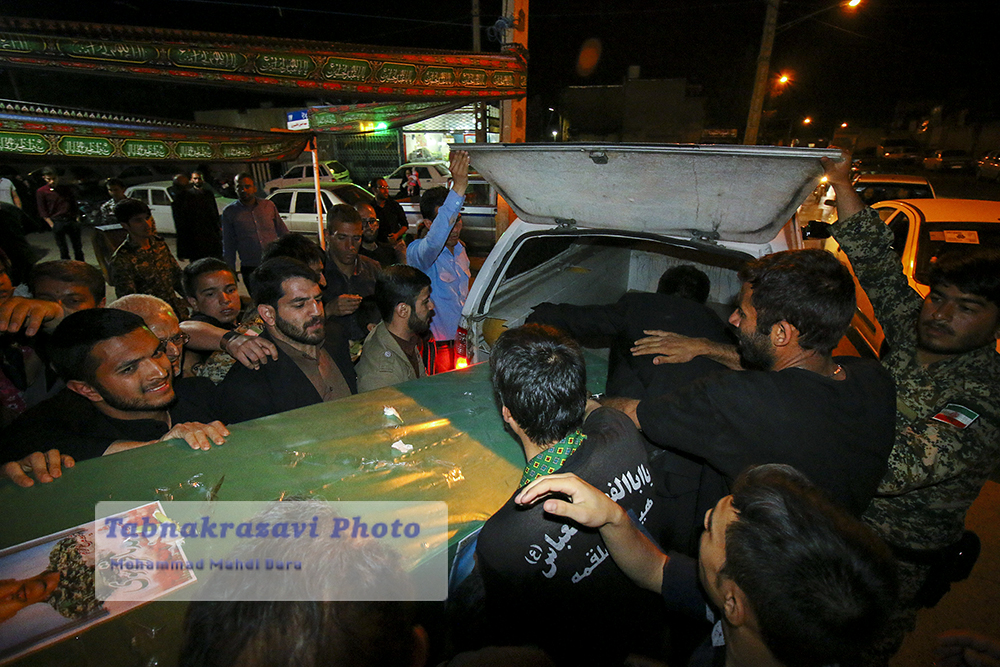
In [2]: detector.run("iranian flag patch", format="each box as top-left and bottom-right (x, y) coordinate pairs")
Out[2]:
(932, 403), (980, 429)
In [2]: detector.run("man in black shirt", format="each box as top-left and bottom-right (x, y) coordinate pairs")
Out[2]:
(474, 325), (664, 664)
(528, 265), (735, 400)
(607, 250), (897, 555)
(1, 309), (228, 487)
(368, 177), (408, 246)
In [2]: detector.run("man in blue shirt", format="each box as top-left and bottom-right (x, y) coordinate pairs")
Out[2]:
(406, 151), (469, 373)
(221, 173), (288, 286)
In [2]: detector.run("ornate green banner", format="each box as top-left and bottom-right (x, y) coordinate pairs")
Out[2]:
(0, 101), (309, 161)
(0, 17), (527, 101)
(306, 101), (467, 133)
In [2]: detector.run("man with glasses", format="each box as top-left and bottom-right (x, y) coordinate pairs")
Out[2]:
(109, 294), (190, 377)
(322, 205), (381, 353)
(356, 201), (399, 268)
(1, 309), (227, 487)
(221, 173), (288, 286)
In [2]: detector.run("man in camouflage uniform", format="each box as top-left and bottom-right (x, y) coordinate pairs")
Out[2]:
(823, 153), (1000, 663)
(109, 199), (189, 320)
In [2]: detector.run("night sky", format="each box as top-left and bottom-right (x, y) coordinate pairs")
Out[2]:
(0, 0), (994, 139)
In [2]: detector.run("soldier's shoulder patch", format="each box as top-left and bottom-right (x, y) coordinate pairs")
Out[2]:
(931, 403), (980, 429)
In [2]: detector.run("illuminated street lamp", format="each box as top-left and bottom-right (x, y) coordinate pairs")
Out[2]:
(744, 0), (864, 145)
(803, 117), (812, 124)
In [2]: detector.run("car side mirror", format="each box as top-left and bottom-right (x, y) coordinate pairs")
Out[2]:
(802, 220), (832, 240)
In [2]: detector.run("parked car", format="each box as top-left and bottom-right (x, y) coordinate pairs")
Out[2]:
(808, 198), (1000, 356)
(398, 179), (498, 256)
(877, 140), (922, 164)
(852, 174), (935, 206)
(455, 143), (841, 367)
(384, 161), (451, 193)
(922, 149), (974, 172)
(124, 181), (234, 234)
(266, 184), (374, 235)
(264, 160), (351, 193)
(976, 150), (1000, 181)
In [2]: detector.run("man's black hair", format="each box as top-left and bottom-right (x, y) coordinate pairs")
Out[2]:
(368, 177), (387, 191)
(29, 260), (106, 303)
(183, 257), (236, 298)
(234, 172), (254, 184)
(49, 308), (148, 384)
(249, 257), (320, 309)
(657, 265), (711, 304)
(326, 204), (362, 236)
(419, 186), (449, 220)
(113, 198), (150, 225)
(928, 246), (1000, 310)
(374, 265), (430, 322)
(738, 249), (855, 355)
(490, 324), (587, 446)
(104, 177), (125, 189)
(262, 234), (326, 269)
(40, 166), (57, 178)
(722, 464), (898, 667)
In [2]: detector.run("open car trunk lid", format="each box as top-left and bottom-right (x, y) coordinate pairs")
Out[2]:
(463, 143), (840, 244)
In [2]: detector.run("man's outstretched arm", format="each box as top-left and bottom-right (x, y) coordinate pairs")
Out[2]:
(632, 330), (742, 370)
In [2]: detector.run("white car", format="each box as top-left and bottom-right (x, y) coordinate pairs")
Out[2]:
(266, 184), (374, 235)
(384, 161), (451, 193)
(455, 143), (839, 366)
(264, 160), (351, 193)
(124, 181), (233, 234)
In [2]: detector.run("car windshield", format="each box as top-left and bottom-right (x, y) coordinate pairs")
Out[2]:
(915, 222), (1000, 285)
(331, 186), (370, 207)
(855, 182), (934, 204)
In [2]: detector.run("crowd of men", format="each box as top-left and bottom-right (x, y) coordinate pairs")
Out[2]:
(0, 150), (998, 667)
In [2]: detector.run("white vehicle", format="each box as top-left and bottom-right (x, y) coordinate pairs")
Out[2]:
(124, 181), (233, 234)
(384, 161), (451, 193)
(264, 160), (351, 193)
(266, 184), (374, 235)
(456, 143), (840, 366)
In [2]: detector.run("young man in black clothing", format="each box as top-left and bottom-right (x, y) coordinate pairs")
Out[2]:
(1, 309), (228, 487)
(607, 249), (897, 555)
(474, 324), (664, 665)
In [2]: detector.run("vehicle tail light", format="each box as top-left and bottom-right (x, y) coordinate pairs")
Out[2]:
(455, 357), (469, 370)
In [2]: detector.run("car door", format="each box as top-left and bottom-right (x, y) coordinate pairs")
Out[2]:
(148, 186), (175, 233)
(269, 190), (296, 231)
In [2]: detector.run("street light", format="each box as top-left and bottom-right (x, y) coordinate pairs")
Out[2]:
(744, 0), (864, 145)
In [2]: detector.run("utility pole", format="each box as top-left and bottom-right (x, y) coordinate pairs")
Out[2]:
(472, 0), (481, 52)
(497, 0), (528, 237)
(744, 0), (779, 145)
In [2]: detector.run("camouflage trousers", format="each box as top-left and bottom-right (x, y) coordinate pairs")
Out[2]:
(858, 558), (930, 667)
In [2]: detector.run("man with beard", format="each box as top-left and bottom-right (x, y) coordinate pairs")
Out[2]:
(604, 249), (896, 556)
(216, 258), (356, 424)
(221, 173), (288, 286)
(355, 266), (433, 392)
(1, 309), (228, 487)
(822, 152), (1000, 664)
